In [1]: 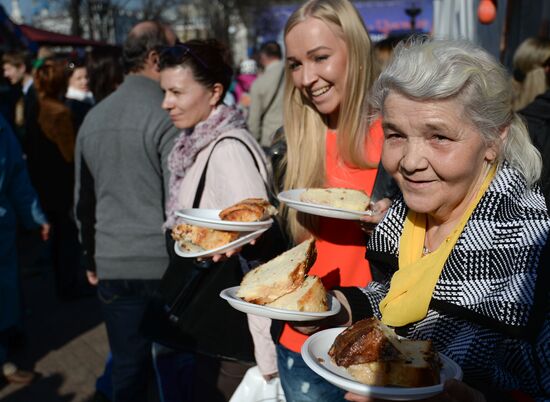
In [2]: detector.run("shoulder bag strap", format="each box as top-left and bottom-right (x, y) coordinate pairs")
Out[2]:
(260, 66), (284, 125)
(192, 136), (262, 208)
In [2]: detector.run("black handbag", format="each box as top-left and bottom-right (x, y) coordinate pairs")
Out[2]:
(141, 137), (285, 362)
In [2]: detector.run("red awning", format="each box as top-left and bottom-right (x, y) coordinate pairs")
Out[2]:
(19, 24), (107, 47)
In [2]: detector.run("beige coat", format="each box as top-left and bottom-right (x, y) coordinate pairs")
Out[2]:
(247, 60), (284, 147)
(176, 128), (271, 209)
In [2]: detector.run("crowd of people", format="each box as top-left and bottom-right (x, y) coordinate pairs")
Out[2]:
(0, 0), (549, 401)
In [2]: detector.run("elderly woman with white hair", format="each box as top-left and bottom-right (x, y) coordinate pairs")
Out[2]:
(321, 38), (550, 401)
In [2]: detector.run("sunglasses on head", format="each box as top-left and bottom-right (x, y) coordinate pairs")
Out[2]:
(160, 43), (208, 70)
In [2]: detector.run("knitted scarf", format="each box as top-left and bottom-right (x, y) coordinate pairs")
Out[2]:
(165, 104), (247, 229)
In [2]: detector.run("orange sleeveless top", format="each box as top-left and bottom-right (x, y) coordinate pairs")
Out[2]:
(279, 119), (384, 353)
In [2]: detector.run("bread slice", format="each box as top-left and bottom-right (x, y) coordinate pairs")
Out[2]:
(300, 188), (370, 211)
(237, 238), (316, 304)
(266, 275), (328, 312)
(346, 340), (440, 387)
(172, 223), (239, 251)
(219, 198), (278, 222)
(329, 318), (441, 387)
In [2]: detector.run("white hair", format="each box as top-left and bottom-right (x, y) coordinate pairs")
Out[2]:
(370, 38), (542, 187)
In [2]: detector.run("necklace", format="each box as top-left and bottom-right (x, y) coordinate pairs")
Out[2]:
(422, 246), (431, 256)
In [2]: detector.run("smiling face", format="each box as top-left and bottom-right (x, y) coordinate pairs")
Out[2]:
(160, 66), (221, 129)
(382, 92), (499, 223)
(69, 67), (89, 92)
(285, 17), (348, 128)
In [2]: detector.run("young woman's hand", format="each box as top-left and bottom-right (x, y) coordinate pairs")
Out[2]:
(201, 239), (258, 263)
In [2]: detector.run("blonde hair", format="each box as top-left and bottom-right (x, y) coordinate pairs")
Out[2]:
(511, 37), (550, 111)
(371, 38), (542, 187)
(282, 0), (377, 241)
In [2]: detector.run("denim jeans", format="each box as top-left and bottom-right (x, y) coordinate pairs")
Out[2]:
(98, 279), (161, 402)
(276, 344), (346, 402)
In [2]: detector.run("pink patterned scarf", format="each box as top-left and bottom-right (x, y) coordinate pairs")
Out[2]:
(165, 104), (247, 228)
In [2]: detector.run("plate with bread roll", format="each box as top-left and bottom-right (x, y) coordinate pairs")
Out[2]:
(220, 239), (342, 321)
(175, 198), (277, 232)
(172, 224), (269, 258)
(301, 318), (463, 400)
(278, 188), (373, 220)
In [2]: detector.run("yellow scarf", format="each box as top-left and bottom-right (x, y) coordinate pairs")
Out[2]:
(379, 164), (497, 327)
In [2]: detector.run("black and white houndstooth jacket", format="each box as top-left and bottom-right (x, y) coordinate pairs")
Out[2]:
(347, 162), (550, 400)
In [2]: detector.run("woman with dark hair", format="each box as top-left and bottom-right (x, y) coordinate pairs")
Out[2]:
(86, 46), (124, 103)
(32, 58), (81, 300)
(157, 39), (282, 401)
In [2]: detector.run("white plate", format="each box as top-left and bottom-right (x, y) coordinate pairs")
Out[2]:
(175, 208), (273, 232)
(219, 286), (342, 321)
(174, 227), (268, 258)
(301, 327), (463, 401)
(278, 189), (372, 220)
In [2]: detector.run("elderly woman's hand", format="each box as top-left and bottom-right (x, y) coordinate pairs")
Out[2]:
(344, 380), (486, 402)
(359, 198), (392, 234)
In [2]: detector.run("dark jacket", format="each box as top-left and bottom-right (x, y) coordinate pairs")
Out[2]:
(520, 90), (550, 205)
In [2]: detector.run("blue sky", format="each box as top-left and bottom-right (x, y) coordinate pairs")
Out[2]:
(0, 0), (47, 21)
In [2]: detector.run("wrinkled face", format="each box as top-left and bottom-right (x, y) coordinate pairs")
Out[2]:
(381, 92), (499, 222)
(3, 63), (26, 85)
(285, 17), (348, 128)
(160, 66), (219, 129)
(69, 67), (89, 92)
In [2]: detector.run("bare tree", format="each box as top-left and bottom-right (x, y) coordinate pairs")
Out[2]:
(187, 0), (288, 46)
(139, 0), (181, 20)
(69, 0), (82, 36)
(66, 0), (182, 42)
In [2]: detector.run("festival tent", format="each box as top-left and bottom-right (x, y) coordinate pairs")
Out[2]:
(0, 4), (106, 52)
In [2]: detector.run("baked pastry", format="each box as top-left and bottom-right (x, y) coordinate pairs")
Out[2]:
(300, 188), (370, 211)
(266, 275), (328, 312)
(329, 318), (441, 387)
(219, 198), (278, 222)
(237, 238), (316, 304)
(172, 223), (239, 251)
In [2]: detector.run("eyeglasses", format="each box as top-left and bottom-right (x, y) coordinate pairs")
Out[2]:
(159, 43), (209, 70)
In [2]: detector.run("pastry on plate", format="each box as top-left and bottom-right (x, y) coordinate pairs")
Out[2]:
(172, 223), (239, 251)
(266, 275), (328, 312)
(237, 238), (316, 304)
(329, 317), (441, 387)
(300, 188), (370, 211)
(219, 198), (278, 222)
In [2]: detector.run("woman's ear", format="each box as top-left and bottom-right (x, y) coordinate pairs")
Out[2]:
(485, 126), (508, 162)
(209, 83), (224, 106)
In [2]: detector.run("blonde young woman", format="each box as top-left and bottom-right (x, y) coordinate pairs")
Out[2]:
(511, 37), (550, 111)
(274, 0), (391, 400)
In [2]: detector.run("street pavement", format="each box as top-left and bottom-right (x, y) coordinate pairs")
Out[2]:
(0, 234), (109, 402)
